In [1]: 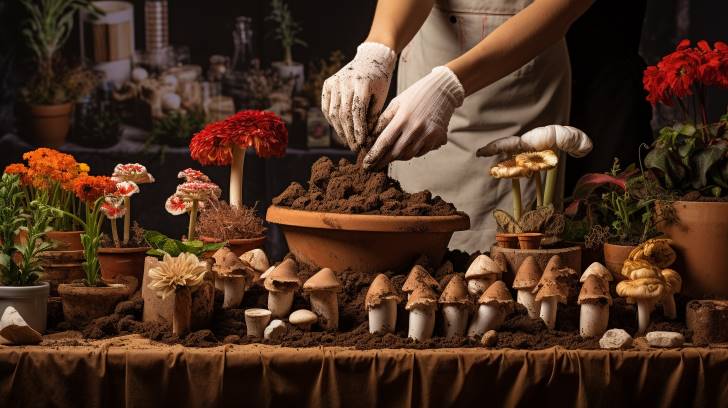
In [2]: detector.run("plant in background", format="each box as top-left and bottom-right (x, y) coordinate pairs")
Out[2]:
(304, 50), (345, 106)
(144, 230), (225, 259)
(165, 170), (221, 241)
(2, 201), (55, 286)
(4, 148), (89, 231)
(106, 163), (155, 247)
(71, 94), (122, 147)
(643, 40), (728, 198)
(146, 109), (207, 148)
(266, 0), (306, 66)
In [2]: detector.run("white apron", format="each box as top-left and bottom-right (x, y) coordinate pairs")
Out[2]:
(390, 0), (571, 253)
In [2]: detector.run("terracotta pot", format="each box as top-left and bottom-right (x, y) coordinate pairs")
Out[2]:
(603, 242), (636, 281)
(200, 236), (266, 258)
(659, 201), (728, 297)
(266, 206), (470, 274)
(517, 233), (544, 250)
(98, 246), (150, 281)
(495, 233), (519, 249)
(46, 231), (83, 251)
(26, 103), (73, 148)
(38, 250), (85, 296)
(490, 245), (582, 287)
(0, 282), (49, 332)
(57, 276), (137, 327)
(564, 241), (604, 272)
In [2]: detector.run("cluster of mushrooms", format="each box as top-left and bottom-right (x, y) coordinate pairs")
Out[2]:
(210, 247), (342, 339)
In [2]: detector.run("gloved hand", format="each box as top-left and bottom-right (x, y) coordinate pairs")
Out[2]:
(321, 42), (397, 150)
(363, 66), (465, 170)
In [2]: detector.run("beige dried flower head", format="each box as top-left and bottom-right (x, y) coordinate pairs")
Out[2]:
(515, 150), (558, 171)
(489, 159), (533, 179)
(147, 253), (208, 300)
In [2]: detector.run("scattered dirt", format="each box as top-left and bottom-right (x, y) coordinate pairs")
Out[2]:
(272, 154), (458, 216)
(680, 191), (728, 202)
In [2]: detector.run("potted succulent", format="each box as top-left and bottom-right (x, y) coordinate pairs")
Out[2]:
(642, 40), (728, 297)
(97, 164), (155, 281)
(18, 0), (98, 147)
(45, 175), (137, 327)
(0, 174), (52, 332)
(266, 0), (306, 92)
(5, 148), (90, 251)
(189, 110), (287, 251)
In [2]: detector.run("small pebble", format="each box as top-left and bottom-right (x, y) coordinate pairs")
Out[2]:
(264, 319), (287, 341)
(481, 330), (498, 347)
(646, 331), (685, 348)
(599, 329), (633, 349)
(223, 335), (241, 344)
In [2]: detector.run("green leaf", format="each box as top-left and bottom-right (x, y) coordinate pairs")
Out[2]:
(691, 144), (728, 189)
(679, 123), (697, 137)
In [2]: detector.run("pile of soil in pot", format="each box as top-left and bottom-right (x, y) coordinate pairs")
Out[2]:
(52, 253), (692, 350)
(271, 154), (458, 216)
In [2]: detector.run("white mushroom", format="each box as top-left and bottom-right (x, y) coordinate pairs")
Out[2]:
(616, 277), (666, 335)
(660, 269), (682, 320)
(263, 258), (301, 318)
(240, 248), (270, 281)
(303, 268), (342, 330)
(288, 309), (318, 331)
(467, 280), (514, 337)
(464, 254), (503, 297)
(578, 275), (612, 338)
(405, 285), (438, 341)
(438, 274), (471, 338)
(534, 257), (573, 330)
(512, 256), (543, 318)
(365, 274), (401, 334)
(211, 247), (253, 309)
(581, 262), (613, 283)
(244, 308), (272, 338)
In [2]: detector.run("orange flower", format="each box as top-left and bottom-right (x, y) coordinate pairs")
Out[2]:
(20, 148), (87, 191)
(4, 163), (30, 185)
(72, 176), (118, 203)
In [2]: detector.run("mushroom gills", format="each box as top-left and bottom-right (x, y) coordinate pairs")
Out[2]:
(408, 306), (435, 341)
(368, 298), (398, 334)
(579, 303), (609, 337)
(268, 290), (294, 318)
(468, 304), (505, 337)
(442, 305), (469, 338)
(517, 290), (540, 319)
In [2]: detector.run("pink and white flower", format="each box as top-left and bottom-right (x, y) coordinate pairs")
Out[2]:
(112, 163), (155, 184)
(101, 196), (126, 219)
(115, 180), (140, 197)
(165, 195), (188, 215)
(177, 168), (211, 183)
(175, 181), (222, 202)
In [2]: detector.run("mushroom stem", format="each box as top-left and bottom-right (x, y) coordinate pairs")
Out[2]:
(310, 291), (339, 330)
(222, 279), (246, 309)
(244, 308), (271, 338)
(368, 298), (397, 334)
(123, 196), (131, 245)
(517, 289), (540, 319)
(637, 301), (654, 335)
(663, 295), (677, 320)
(534, 173), (543, 207)
(268, 290), (294, 318)
(187, 199), (199, 241)
(230, 145), (245, 208)
(543, 167), (558, 207)
(511, 178), (523, 220)
(442, 305), (469, 338)
(539, 297), (558, 330)
(467, 277), (494, 298)
(110, 219), (120, 248)
(579, 303), (609, 338)
(408, 305), (435, 341)
(172, 287), (192, 336)
(468, 304), (504, 337)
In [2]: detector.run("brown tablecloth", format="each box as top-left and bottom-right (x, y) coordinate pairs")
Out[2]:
(1, 335), (727, 407)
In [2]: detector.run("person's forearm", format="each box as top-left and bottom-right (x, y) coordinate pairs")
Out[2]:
(366, 0), (434, 52)
(446, 0), (592, 96)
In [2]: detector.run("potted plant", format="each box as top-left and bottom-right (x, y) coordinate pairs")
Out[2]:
(0, 174), (52, 332)
(97, 164), (155, 281)
(266, 0), (306, 92)
(18, 0), (98, 147)
(642, 39), (728, 296)
(195, 200), (266, 256)
(46, 175), (136, 327)
(5, 148), (90, 251)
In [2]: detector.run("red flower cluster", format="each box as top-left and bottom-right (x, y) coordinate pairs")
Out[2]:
(189, 110), (288, 166)
(644, 39), (728, 105)
(72, 175), (118, 203)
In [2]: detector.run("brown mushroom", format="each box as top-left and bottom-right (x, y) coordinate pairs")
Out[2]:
(467, 280), (514, 337)
(365, 274), (401, 334)
(660, 268), (682, 319)
(405, 285), (438, 341)
(263, 258), (301, 318)
(581, 262), (613, 283)
(512, 256), (543, 318)
(616, 277), (666, 334)
(438, 274), (471, 338)
(578, 275), (612, 337)
(402, 265), (440, 298)
(239, 248), (270, 281)
(534, 260), (572, 330)
(464, 254), (503, 297)
(303, 268), (342, 330)
(288, 309), (318, 331)
(211, 247), (253, 309)
(628, 238), (677, 269)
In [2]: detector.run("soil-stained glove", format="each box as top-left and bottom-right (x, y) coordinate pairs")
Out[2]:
(363, 66), (465, 170)
(321, 42), (397, 150)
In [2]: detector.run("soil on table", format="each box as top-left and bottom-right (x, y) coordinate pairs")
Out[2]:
(271, 153), (458, 216)
(680, 191), (728, 202)
(48, 252), (694, 350)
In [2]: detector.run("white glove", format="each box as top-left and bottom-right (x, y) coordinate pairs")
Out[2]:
(363, 66), (465, 170)
(321, 42), (397, 150)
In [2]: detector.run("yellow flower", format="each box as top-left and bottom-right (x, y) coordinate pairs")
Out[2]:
(78, 163), (90, 174)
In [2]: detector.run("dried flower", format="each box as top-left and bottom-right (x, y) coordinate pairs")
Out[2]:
(515, 150), (558, 171)
(72, 175), (117, 203)
(165, 195), (188, 215)
(147, 252), (208, 300)
(115, 181), (139, 197)
(177, 168), (211, 182)
(490, 159), (533, 179)
(111, 163), (155, 184)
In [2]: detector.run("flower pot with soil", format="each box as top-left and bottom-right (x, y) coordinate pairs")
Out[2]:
(57, 276), (137, 327)
(267, 0), (307, 92)
(24, 103), (74, 148)
(38, 250), (85, 296)
(46, 230), (84, 251)
(602, 242), (636, 280)
(195, 200), (267, 257)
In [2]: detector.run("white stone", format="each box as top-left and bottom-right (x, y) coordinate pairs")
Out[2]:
(264, 319), (287, 341)
(131, 67), (149, 82)
(161, 93), (182, 111)
(646, 331), (685, 348)
(0, 306), (42, 345)
(599, 329), (633, 349)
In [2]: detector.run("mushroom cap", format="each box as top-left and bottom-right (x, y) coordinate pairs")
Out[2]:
(212, 248), (251, 277)
(616, 277), (666, 301)
(578, 275), (612, 305)
(289, 309), (318, 326)
(490, 159), (533, 179)
(533, 259), (573, 304)
(660, 268), (682, 294)
(303, 268), (342, 292)
(520, 125), (593, 158)
(465, 255), (503, 280)
(478, 280), (514, 305)
(581, 262), (613, 282)
(492, 251), (508, 273)
(438, 274), (471, 305)
(543, 255), (563, 274)
(514, 150), (558, 171)
(512, 256), (542, 290)
(402, 265), (440, 293)
(476, 136), (533, 157)
(405, 284), (439, 310)
(621, 259), (661, 280)
(259, 265), (275, 281)
(239, 249), (270, 272)
(263, 258), (301, 292)
(435, 260), (454, 277)
(365, 274), (401, 309)
(534, 280), (569, 304)
(628, 238), (677, 269)
(211, 247), (235, 268)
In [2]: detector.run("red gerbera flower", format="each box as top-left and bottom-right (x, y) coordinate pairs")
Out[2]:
(72, 176), (117, 203)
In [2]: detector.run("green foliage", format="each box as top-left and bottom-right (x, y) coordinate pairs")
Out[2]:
(266, 0), (306, 64)
(0, 174), (26, 256)
(71, 96), (121, 147)
(147, 109), (207, 148)
(144, 230), (225, 259)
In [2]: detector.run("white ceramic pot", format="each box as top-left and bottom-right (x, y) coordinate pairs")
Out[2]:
(271, 61), (304, 92)
(0, 282), (50, 332)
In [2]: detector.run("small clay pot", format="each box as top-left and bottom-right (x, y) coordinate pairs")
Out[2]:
(495, 233), (519, 249)
(200, 236), (266, 258)
(98, 246), (150, 281)
(25, 102), (73, 148)
(603, 242), (637, 281)
(38, 250), (85, 296)
(46, 230), (84, 251)
(517, 233), (544, 250)
(57, 276), (138, 327)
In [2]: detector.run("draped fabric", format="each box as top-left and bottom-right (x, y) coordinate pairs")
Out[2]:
(1, 338), (727, 407)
